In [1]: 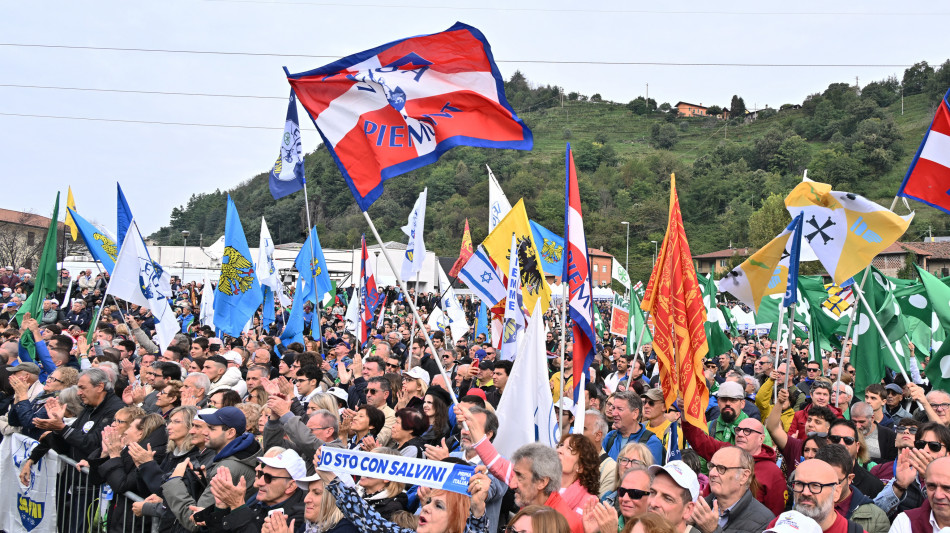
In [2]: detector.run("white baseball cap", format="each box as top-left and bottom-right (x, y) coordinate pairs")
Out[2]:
(327, 387), (349, 403)
(222, 351), (243, 365)
(554, 398), (575, 414)
(649, 460), (700, 502)
(405, 366), (430, 386)
(765, 511), (823, 533)
(258, 449), (307, 481)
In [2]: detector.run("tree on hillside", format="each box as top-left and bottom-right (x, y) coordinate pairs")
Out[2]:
(861, 76), (900, 107)
(902, 61), (934, 95)
(650, 123), (678, 150)
(730, 95), (747, 118)
(627, 96), (657, 115)
(748, 193), (789, 248)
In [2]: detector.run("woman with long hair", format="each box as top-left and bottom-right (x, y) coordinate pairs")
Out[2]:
(557, 434), (600, 513)
(391, 407), (429, 458)
(342, 405), (385, 449)
(420, 388), (451, 447)
(506, 505), (571, 533)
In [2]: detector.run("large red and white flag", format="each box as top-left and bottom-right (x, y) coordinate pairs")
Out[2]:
(564, 144), (597, 405)
(286, 23), (532, 211)
(898, 88), (950, 214)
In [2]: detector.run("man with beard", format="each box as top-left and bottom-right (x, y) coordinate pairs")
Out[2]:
(768, 459), (856, 533)
(687, 446), (775, 533)
(814, 444), (889, 533)
(850, 401), (897, 464)
(708, 382), (749, 445)
(604, 348), (630, 393)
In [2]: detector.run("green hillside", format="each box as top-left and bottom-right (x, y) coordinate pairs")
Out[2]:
(150, 61), (950, 286)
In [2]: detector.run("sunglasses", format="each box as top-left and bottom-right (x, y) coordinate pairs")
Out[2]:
(915, 440), (946, 453)
(257, 471), (293, 484)
(806, 431), (828, 438)
(617, 487), (650, 500)
(366, 388), (381, 395)
(641, 398), (660, 407)
(807, 367), (820, 372)
(828, 435), (856, 445)
(897, 426), (919, 435)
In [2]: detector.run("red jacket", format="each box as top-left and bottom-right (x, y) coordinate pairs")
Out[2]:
(788, 402), (843, 440)
(683, 420), (788, 517)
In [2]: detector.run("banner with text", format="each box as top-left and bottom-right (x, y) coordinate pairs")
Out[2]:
(0, 433), (60, 533)
(610, 292), (629, 337)
(318, 447), (475, 495)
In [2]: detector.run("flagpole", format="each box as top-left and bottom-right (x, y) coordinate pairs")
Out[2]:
(361, 211), (467, 415)
(836, 267), (870, 407)
(850, 283), (912, 384)
(773, 303), (785, 403)
(558, 280), (568, 442)
(407, 270), (420, 371)
(784, 302), (795, 391)
(632, 314), (650, 368)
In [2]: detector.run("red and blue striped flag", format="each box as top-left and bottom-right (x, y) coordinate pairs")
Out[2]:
(898, 87), (950, 213)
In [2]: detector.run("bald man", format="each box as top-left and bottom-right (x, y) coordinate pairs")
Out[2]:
(890, 456), (950, 533)
(683, 414), (786, 516)
(768, 459), (851, 533)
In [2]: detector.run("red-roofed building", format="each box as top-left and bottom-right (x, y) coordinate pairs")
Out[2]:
(692, 247), (753, 276)
(0, 208), (64, 271)
(547, 247), (616, 286)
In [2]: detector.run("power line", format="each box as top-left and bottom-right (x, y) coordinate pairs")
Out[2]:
(0, 43), (917, 68)
(0, 83), (285, 100)
(0, 111), (294, 130)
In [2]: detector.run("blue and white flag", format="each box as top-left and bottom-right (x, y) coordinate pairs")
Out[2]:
(500, 233), (524, 362)
(116, 183), (133, 250)
(213, 196), (263, 337)
(488, 165), (512, 233)
(784, 213), (805, 308)
(295, 226), (333, 307)
(474, 301), (489, 342)
(458, 245), (506, 308)
(530, 220), (565, 277)
(110, 224), (179, 351)
(66, 208), (118, 274)
(280, 277), (306, 346)
(318, 447), (476, 496)
(258, 218), (284, 328)
(200, 270), (215, 327)
(438, 264), (470, 344)
(269, 90), (306, 200)
(401, 188), (427, 280)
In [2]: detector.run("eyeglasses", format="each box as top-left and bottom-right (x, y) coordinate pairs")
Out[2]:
(641, 398), (660, 407)
(113, 418), (132, 426)
(896, 426), (919, 434)
(366, 388), (381, 395)
(806, 432), (828, 438)
(735, 427), (763, 436)
(788, 480), (837, 494)
(915, 440), (946, 453)
(46, 376), (63, 385)
(617, 487), (650, 500)
(807, 367), (820, 372)
(258, 471), (293, 484)
(505, 526), (529, 533)
(618, 457), (645, 467)
(828, 435), (856, 446)
(932, 403), (950, 412)
(707, 462), (747, 475)
(847, 370), (856, 375)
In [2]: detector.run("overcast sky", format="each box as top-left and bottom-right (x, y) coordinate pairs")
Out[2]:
(2, 1), (947, 235)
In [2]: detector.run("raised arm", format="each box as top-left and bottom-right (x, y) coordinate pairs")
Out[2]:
(766, 387), (790, 451)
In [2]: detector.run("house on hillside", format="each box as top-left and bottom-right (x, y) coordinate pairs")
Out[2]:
(547, 247), (616, 286)
(674, 101), (708, 118)
(692, 247), (753, 277)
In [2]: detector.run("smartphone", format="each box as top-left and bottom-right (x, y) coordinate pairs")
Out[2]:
(471, 358), (480, 370)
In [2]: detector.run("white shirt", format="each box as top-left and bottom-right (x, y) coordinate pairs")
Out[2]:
(889, 510), (950, 533)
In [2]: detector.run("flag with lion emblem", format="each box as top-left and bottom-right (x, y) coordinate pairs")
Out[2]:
(214, 196), (263, 336)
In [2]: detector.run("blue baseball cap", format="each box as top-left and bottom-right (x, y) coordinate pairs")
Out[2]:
(198, 406), (246, 432)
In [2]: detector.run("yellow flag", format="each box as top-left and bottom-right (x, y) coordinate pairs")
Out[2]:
(481, 199), (551, 315)
(65, 187), (78, 241)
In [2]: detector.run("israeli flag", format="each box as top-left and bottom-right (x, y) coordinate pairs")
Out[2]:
(269, 90), (306, 200)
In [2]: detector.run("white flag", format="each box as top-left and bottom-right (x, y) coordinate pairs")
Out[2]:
(344, 285), (360, 338)
(438, 265), (470, 344)
(258, 218), (289, 307)
(487, 165), (512, 233)
(500, 233), (524, 362)
(200, 270), (215, 327)
(611, 258), (630, 289)
(111, 226), (179, 352)
(493, 300), (558, 457)
(401, 188), (427, 281)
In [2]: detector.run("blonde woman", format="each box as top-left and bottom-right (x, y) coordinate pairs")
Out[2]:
(357, 447), (408, 520)
(396, 367), (429, 410)
(600, 442), (655, 506)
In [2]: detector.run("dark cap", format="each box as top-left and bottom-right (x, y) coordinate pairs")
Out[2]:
(885, 383), (904, 395)
(198, 406), (246, 432)
(426, 386), (452, 407)
(7, 362), (40, 375)
(206, 355), (229, 367)
(477, 359), (495, 371)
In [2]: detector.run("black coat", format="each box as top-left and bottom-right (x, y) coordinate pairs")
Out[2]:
(704, 489), (775, 533)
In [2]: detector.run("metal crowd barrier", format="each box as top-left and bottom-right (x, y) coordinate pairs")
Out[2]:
(57, 455), (152, 533)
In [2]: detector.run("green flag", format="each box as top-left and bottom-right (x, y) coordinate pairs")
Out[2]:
(593, 303), (605, 340)
(719, 304), (739, 337)
(627, 290), (652, 355)
(699, 274), (733, 357)
(853, 267), (910, 400)
(915, 265), (950, 390)
(15, 193), (60, 325)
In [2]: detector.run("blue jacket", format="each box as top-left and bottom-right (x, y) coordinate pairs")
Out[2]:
(603, 423), (664, 463)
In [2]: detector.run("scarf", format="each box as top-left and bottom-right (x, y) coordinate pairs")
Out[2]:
(713, 410), (749, 444)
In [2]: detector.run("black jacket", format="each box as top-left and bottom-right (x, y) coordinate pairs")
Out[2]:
(869, 424), (898, 463)
(197, 485), (306, 533)
(704, 489), (775, 533)
(58, 391), (127, 460)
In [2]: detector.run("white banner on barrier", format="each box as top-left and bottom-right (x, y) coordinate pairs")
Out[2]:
(0, 434), (60, 533)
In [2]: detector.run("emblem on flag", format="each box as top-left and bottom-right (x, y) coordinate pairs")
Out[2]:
(219, 247), (256, 296)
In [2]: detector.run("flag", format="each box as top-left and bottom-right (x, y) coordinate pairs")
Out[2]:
(627, 290), (653, 356)
(438, 264), (470, 344)
(530, 220), (565, 277)
(718, 215), (807, 313)
(458, 245), (506, 307)
(785, 180), (912, 285)
(281, 277), (307, 346)
(344, 282), (360, 338)
(110, 225), (180, 351)
(610, 292), (630, 337)
(482, 199), (551, 315)
(449, 218), (473, 278)
(199, 270), (215, 327)
(852, 267), (911, 400)
(783, 213), (804, 308)
(915, 265), (950, 389)
(258, 218), (283, 328)
(500, 233), (524, 362)
(428, 305), (448, 333)
(564, 145), (598, 404)
(492, 300), (558, 457)
(823, 283), (853, 317)
(593, 304), (605, 340)
(633, 280), (643, 292)
(474, 301), (489, 341)
(64, 187), (78, 241)
(269, 89), (306, 200)
(640, 174), (709, 428)
(488, 165), (513, 233)
(295, 226), (333, 306)
(700, 274), (734, 358)
(897, 88), (950, 213)
(359, 235), (382, 344)
(375, 295), (388, 330)
(401, 188), (427, 280)
(612, 258), (631, 290)
(213, 196), (263, 337)
(15, 193), (59, 343)
(66, 208), (118, 274)
(117, 183), (134, 249)
(286, 23), (532, 211)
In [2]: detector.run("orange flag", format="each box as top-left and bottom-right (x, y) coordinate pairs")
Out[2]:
(449, 219), (474, 278)
(640, 174), (709, 430)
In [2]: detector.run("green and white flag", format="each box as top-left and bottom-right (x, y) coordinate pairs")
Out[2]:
(627, 290), (653, 355)
(612, 258), (631, 289)
(700, 274), (734, 357)
(852, 267), (910, 399)
(593, 303), (605, 340)
(915, 265), (950, 390)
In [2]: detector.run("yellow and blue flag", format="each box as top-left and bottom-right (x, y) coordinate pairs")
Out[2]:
(269, 90), (306, 200)
(65, 187), (78, 241)
(481, 199), (550, 315)
(213, 196), (263, 337)
(295, 226), (333, 306)
(529, 220), (564, 277)
(66, 207), (118, 273)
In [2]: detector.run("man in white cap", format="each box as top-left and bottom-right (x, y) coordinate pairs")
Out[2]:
(195, 447), (306, 532)
(765, 511), (823, 533)
(647, 460), (700, 533)
(40, 298), (60, 326)
(554, 397), (575, 430)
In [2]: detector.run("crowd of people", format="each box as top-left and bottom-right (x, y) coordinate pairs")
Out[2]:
(0, 267), (949, 533)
